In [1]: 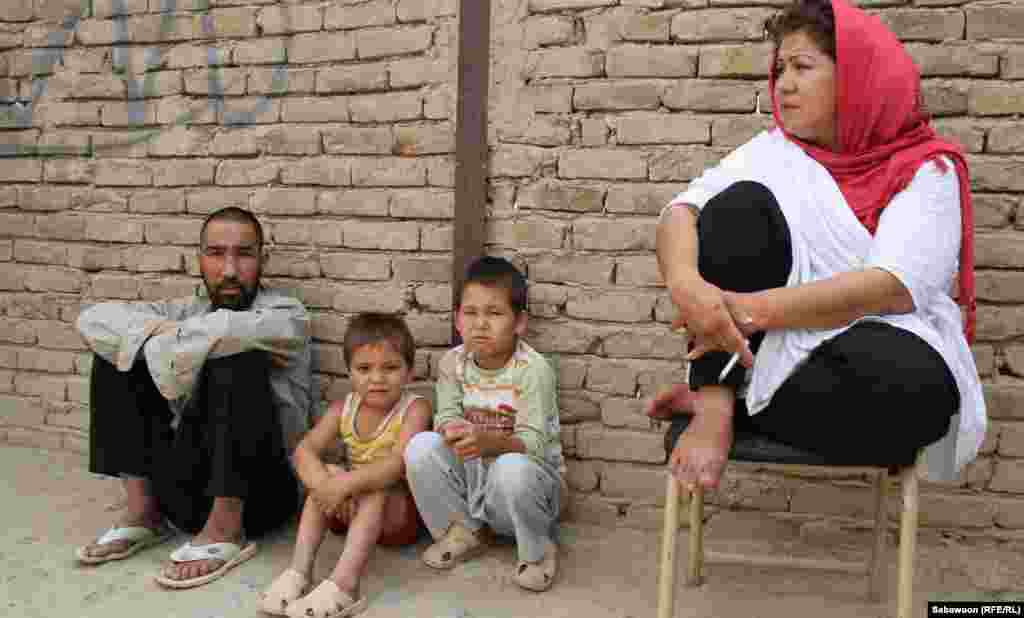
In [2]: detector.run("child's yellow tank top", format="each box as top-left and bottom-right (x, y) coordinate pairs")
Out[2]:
(340, 391), (422, 468)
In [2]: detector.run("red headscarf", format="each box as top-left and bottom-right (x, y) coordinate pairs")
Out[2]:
(770, 0), (976, 342)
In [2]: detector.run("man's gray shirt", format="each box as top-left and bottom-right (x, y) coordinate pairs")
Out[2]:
(76, 286), (313, 451)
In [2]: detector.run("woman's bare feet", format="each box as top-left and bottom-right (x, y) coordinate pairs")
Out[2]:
(161, 497), (244, 582)
(668, 385), (734, 490)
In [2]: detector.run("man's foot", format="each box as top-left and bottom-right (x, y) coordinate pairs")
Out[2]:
(668, 387), (734, 490)
(160, 503), (244, 582)
(78, 511), (167, 562)
(646, 384), (696, 420)
(155, 538), (258, 589)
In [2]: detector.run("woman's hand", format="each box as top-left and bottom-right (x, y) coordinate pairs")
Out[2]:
(722, 291), (761, 338)
(668, 276), (754, 367)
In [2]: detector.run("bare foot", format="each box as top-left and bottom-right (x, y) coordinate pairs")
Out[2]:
(161, 501), (243, 582)
(668, 386), (734, 490)
(646, 384), (696, 420)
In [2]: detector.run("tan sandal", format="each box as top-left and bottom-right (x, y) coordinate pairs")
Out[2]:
(258, 568), (309, 616)
(422, 521), (490, 570)
(284, 580), (367, 618)
(514, 545), (558, 592)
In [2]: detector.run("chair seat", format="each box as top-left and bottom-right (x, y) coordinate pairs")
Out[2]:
(664, 415), (887, 467)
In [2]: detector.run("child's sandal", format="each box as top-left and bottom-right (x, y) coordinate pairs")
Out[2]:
(422, 521), (489, 570)
(513, 546), (558, 592)
(258, 568), (308, 616)
(284, 580), (367, 618)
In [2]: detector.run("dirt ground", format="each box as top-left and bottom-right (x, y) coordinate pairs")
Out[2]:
(2, 445), (1020, 618)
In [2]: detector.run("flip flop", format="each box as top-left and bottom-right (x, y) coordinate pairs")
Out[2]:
(153, 539), (258, 589)
(76, 522), (174, 565)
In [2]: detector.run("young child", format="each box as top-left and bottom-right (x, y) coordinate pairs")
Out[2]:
(258, 313), (431, 618)
(404, 256), (566, 592)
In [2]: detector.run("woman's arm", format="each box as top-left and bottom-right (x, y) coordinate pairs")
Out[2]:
(657, 205), (754, 367)
(726, 158), (959, 336)
(656, 204), (701, 288)
(728, 268), (914, 334)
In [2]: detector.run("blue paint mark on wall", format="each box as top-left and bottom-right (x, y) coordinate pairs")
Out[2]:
(1, 0), (289, 154)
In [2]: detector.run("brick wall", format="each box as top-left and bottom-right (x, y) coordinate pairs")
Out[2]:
(2, 0), (1023, 538)
(0, 0), (459, 447)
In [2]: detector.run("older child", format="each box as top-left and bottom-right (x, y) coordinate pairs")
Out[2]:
(259, 313), (431, 617)
(404, 256), (566, 592)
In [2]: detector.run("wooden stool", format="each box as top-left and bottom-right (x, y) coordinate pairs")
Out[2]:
(657, 416), (922, 618)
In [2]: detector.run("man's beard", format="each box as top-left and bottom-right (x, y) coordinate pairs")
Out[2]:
(203, 276), (260, 311)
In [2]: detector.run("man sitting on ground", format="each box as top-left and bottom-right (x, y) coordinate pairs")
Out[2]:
(75, 206), (313, 589)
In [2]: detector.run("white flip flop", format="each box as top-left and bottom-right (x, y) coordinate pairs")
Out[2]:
(76, 522), (174, 565)
(153, 539), (258, 589)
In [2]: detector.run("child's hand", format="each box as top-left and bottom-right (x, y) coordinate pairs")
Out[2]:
(311, 475), (350, 517)
(450, 425), (499, 461)
(340, 495), (360, 525)
(441, 418), (473, 444)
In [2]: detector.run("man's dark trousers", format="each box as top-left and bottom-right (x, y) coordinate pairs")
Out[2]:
(89, 351), (299, 535)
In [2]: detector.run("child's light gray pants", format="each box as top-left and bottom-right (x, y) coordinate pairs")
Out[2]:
(404, 431), (561, 563)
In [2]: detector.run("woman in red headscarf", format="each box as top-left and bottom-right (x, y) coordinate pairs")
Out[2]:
(650, 0), (986, 488)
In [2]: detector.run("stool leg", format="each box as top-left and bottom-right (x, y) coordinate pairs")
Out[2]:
(867, 468), (888, 602)
(658, 475), (682, 618)
(897, 457), (920, 618)
(687, 485), (704, 586)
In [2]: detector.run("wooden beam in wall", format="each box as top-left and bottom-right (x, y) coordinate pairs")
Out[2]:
(451, 0), (491, 342)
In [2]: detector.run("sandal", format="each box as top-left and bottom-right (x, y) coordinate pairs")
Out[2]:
(153, 539), (258, 589)
(258, 568), (309, 616)
(285, 580), (367, 618)
(76, 521), (173, 565)
(422, 521), (489, 570)
(514, 545), (558, 592)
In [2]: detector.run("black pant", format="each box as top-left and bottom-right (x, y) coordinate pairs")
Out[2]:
(89, 351), (300, 536)
(689, 181), (959, 465)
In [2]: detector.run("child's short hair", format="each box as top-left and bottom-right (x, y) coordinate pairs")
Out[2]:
(343, 313), (416, 369)
(460, 256), (528, 313)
